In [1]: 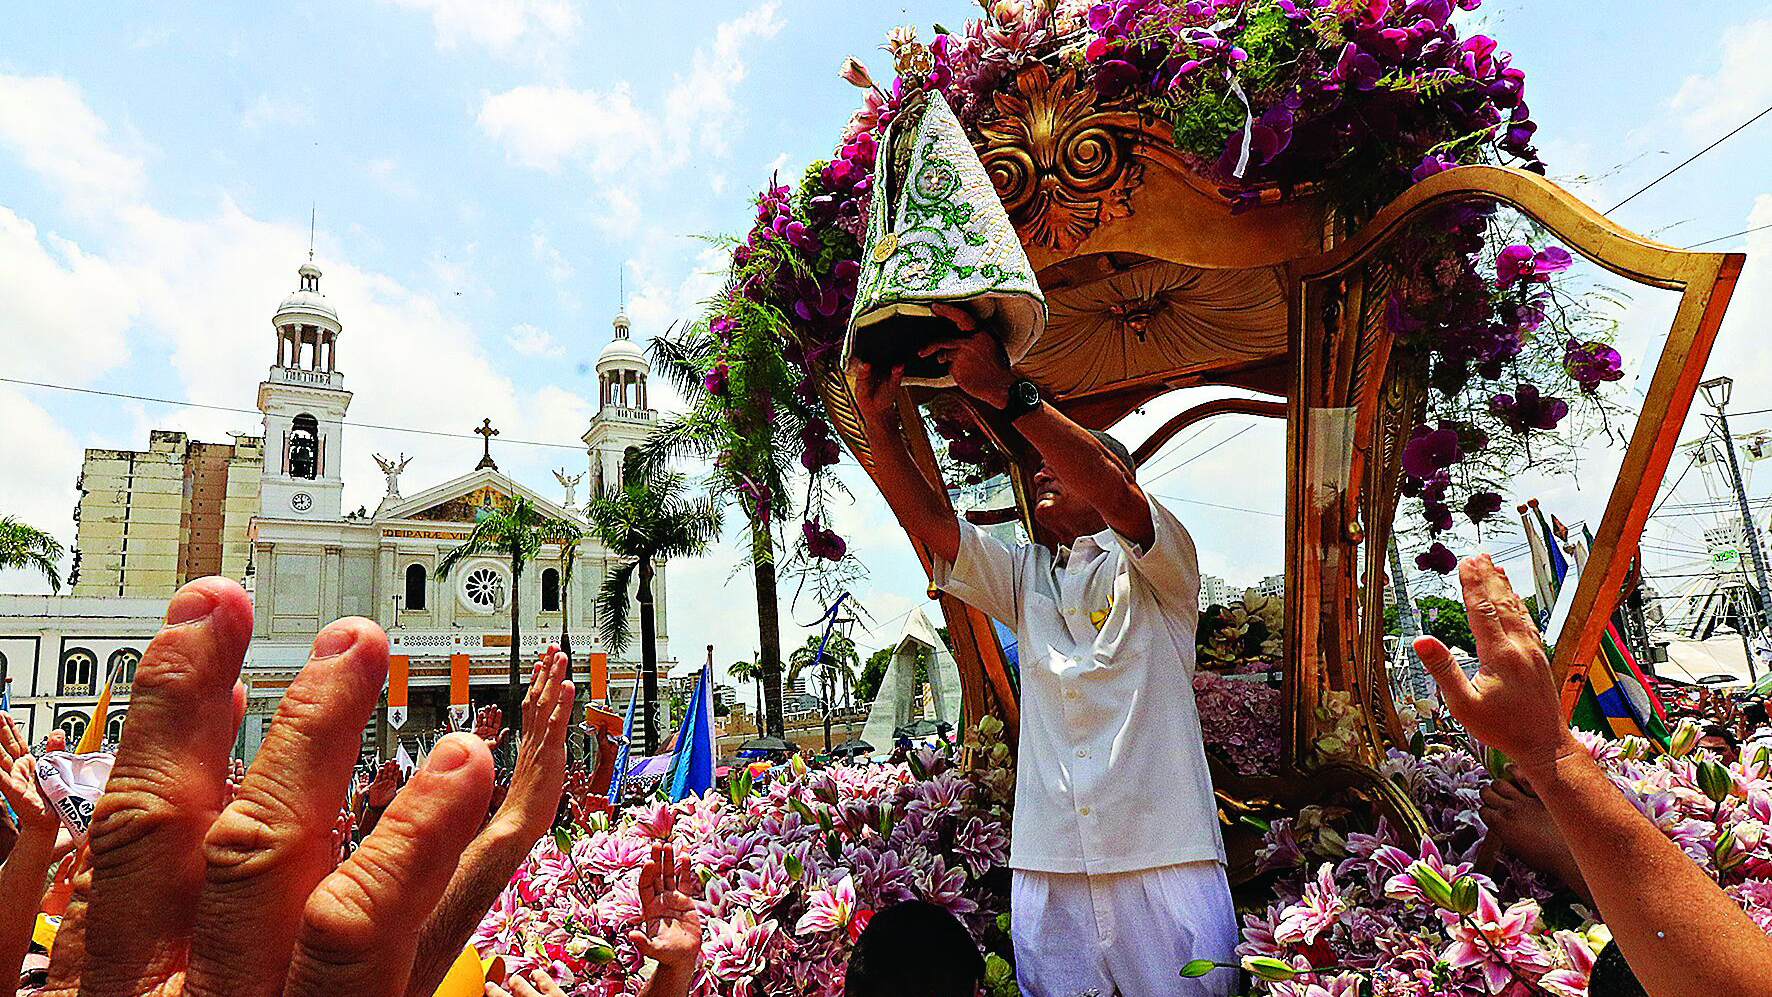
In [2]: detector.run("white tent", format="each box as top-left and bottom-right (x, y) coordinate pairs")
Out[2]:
(859, 608), (964, 751)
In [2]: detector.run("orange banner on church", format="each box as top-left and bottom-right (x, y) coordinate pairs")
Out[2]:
(449, 653), (470, 707)
(388, 655), (409, 708)
(583, 652), (608, 702)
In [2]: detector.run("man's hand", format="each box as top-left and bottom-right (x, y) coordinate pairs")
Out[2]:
(43, 577), (494, 997)
(473, 706), (508, 752)
(487, 967), (569, 997)
(1413, 555), (1579, 772)
(0, 711), (57, 838)
(366, 759), (402, 809)
(848, 357), (905, 426)
(492, 647), (575, 843)
(917, 304), (1014, 409)
(630, 842), (703, 986)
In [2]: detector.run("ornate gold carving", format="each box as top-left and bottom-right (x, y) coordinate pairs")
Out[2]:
(977, 64), (1142, 252)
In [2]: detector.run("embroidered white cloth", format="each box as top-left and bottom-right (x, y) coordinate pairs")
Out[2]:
(932, 496), (1224, 874)
(1011, 862), (1238, 997)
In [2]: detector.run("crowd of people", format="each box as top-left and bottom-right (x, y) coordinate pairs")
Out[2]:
(3, 328), (1772, 997)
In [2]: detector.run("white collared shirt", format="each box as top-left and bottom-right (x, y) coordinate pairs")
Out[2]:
(933, 497), (1224, 874)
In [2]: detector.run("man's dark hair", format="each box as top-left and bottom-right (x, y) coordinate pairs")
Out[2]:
(1703, 724), (1740, 749)
(1745, 700), (1768, 727)
(1589, 941), (1649, 997)
(845, 900), (985, 997)
(1090, 430), (1136, 477)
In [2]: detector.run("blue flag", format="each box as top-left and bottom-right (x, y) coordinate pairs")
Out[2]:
(606, 686), (640, 805)
(665, 664), (715, 802)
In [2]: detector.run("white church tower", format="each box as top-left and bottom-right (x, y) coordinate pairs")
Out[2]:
(582, 309), (655, 501)
(257, 261), (352, 521)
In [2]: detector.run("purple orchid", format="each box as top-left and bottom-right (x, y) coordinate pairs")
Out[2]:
(1489, 384), (1568, 433)
(1415, 542), (1458, 574)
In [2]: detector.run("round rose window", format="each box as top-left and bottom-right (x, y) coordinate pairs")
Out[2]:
(461, 565), (507, 612)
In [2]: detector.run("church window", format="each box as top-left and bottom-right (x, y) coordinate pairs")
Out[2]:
(541, 568), (560, 612)
(60, 647), (96, 695)
(462, 566), (507, 611)
(107, 648), (140, 690)
(56, 713), (88, 745)
(289, 414), (320, 479)
(405, 564), (428, 611)
(105, 711), (127, 743)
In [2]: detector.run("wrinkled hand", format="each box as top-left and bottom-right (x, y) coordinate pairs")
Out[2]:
(222, 758), (248, 804)
(473, 706), (509, 752)
(917, 305), (1014, 408)
(0, 710), (58, 837)
(1414, 555), (1578, 771)
(491, 647), (575, 843)
(630, 842), (703, 974)
(43, 577), (493, 997)
(487, 966), (569, 997)
(366, 759), (403, 809)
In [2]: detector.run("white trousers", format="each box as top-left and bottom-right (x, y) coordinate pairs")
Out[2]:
(1011, 862), (1239, 997)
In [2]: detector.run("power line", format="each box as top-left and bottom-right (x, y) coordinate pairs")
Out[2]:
(1683, 222), (1772, 250)
(1145, 421), (1261, 487)
(0, 375), (588, 452)
(1607, 101), (1772, 214)
(1153, 494), (1282, 517)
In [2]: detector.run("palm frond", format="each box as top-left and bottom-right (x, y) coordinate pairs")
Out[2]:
(647, 323), (714, 398)
(597, 559), (640, 654)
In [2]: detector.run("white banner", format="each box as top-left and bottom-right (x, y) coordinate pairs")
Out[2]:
(388, 706), (408, 730)
(447, 704), (472, 731)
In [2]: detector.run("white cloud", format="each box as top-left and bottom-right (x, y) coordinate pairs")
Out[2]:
(591, 185), (643, 238)
(386, 0), (581, 59)
(0, 73), (146, 208)
(477, 1), (784, 178)
(1668, 18), (1772, 142)
(241, 93), (314, 132)
(506, 322), (564, 357)
(0, 387), (82, 594)
(530, 223), (575, 282)
(368, 157), (421, 199)
(0, 207), (141, 382)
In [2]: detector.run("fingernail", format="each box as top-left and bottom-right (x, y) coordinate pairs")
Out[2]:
(166, 587), (216, 625)
(312, 625), (359, 658)
(428, 737), (470, 772)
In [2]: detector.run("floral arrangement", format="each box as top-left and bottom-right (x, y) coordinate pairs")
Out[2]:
(1199, 588), (1287, 669)
(677, 0), (1630, 574)
(1226, 725), (1772, 996)
(473, 719), (1019, 997)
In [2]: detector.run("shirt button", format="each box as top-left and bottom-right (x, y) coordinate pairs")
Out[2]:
(1065, 689), (1078, 699)
(1076, 748), (1088, 758)
(1079, 806), (1091, 816)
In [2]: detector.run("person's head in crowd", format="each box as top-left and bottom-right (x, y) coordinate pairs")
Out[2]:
(1744, 700), (1768, 730)
(1588, 940), (1649, 997)
(845, 900), (986, 997)
(1701, 724), (1740, 765)
(1030, 430), (1134, 543)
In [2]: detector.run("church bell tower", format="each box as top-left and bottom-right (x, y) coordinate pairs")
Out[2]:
(257, 260), (352, 520)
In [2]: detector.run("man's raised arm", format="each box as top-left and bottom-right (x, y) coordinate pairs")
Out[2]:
(847, 358), (961, 566)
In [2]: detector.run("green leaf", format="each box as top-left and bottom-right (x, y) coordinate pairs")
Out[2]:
(1238, 815), (1272, 833)
(784, 852), (804, 882)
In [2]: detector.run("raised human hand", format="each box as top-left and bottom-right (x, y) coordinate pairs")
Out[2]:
(492, 647), (575, 843)
(1413, 555), (1579, 772)
(846, 356), (905, 424)
(0, 710), (58, 837)
(917, 305), (1014, 408)
(629, 842), (703, 976)
(366, 759), (403, 809)
(39, 577), (493, 997)
(474, 705), (509, 752)
(486, 966), (569, 997)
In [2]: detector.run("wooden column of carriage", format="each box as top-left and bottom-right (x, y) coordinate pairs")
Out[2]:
(813, 65), (1746, 880)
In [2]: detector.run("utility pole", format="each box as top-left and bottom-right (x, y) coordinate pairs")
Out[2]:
(1702, 376), (1769, 681)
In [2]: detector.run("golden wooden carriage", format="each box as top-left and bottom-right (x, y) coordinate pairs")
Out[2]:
(814, 65), (1745, 873)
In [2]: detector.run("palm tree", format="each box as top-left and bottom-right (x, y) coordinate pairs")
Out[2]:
(0, 517), (64, 592)
(438, 495), (576, 719)
(557, 531), (582, 661)
(728, 656), (765, 733)
(589, 462), (722, 755)
(787, 632), (860, 709)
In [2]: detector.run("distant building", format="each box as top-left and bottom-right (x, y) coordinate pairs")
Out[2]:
(70, 431), (263, 598)
(1257, 573), (1285, 598)
(1199, 573), (1234, 608)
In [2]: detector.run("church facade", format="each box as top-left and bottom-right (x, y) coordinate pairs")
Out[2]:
(0, 260), (670, 757)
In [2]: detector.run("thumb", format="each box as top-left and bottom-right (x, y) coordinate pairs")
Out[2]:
(1414, 636), (1477, 713)
(628, 930), (659, 959)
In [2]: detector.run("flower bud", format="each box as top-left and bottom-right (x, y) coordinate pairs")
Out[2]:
(1240, 956), (1299, 983)
(1669, 719), (1701, 758)
(1699, 759), (1736, 804)
(839, 56), (876, 90)
(1751, 744), (1771, 778)
(1482, 744), (1510, 780)
(1617, 735), (1649, 761)
(1409, 860), (1456, 910)
(1716, 828), (1747, 873)
(1450, 876), (1480, 915)
(790, 753), (810, 777)
(1179, 959), (1217, 979)
(583, 938), (617, 964)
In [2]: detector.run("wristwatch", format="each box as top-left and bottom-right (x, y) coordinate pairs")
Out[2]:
(1002, 378), (1042, 422)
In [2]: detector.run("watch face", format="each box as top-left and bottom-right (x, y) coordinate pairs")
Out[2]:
(1012, 380), (1040, 406)
(290, 492), (313, 512)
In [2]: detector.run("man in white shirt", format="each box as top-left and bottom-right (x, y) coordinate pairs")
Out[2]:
(847, 306), (1237, 997)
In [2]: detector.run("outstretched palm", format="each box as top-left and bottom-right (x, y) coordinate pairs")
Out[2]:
(630, 842), (703, 971)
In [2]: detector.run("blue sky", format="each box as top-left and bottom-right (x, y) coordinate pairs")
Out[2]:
(3, 1), (1772, 678)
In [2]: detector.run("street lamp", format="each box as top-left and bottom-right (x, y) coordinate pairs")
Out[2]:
(1701, 374), (1768, 680)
